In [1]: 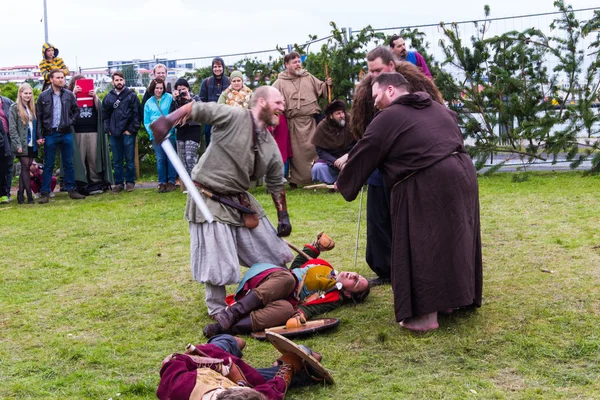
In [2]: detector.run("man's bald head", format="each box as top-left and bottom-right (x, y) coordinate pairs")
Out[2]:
(250, 86), (277, 108)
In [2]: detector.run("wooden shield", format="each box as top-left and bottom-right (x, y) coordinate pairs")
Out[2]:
(265, 331), (335, 384)
(250, 318), (339, 341)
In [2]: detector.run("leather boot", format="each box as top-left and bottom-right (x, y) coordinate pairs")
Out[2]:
(27, 190), (34, 204)
(216, 291), (262, 332)
(231, 315), (253, 335)
(275, 353), (303, 391)
(203, 322), (224, 339)
(17, 191), (25, 204)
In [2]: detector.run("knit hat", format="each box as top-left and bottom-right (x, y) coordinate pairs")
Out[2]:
(230, 71), (244, 80)
(324, 100), (347, 116)
(174, 78), (190, 90)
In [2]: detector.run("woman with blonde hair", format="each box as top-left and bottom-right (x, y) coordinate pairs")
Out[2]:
(9, 83), (37, 204)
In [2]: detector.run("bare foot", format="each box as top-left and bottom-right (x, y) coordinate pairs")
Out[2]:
(399, 312), (439, 332)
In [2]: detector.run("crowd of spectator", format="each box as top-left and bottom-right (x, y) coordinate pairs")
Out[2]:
(0, 36), (433, 205)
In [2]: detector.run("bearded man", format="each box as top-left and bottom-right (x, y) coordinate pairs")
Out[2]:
(389, 35), (432, 78)
(167, 86), (294, 318)
(310, 100), (355, 184)
(272, 52), (331, 187)
(337, 72), (482, 332)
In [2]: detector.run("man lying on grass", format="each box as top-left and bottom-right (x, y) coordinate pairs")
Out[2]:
(158, 333), (332, 400)
(203, 233), (371, 337)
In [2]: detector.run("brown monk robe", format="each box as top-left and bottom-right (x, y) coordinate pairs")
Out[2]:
(273, 53), (328, 186)
(337, 87), (483, 328)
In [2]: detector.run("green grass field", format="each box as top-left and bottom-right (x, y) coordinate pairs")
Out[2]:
(1, 172), (599, 399)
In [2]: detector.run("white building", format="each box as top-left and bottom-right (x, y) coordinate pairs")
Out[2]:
(0, 65), (42, 85)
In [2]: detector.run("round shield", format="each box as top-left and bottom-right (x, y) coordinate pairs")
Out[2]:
(265, 331), (334, 384)
(251, 318), (340, 341)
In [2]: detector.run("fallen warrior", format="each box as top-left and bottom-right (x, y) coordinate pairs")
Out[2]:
(203, 233), (371, 338)
(157, 333), (332, 400)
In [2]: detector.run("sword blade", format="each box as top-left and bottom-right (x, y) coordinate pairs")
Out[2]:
(160, 139), (214, 223)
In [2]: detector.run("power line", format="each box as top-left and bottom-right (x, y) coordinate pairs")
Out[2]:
(80, 7), (599, 72)
(373, 7), (599, 32)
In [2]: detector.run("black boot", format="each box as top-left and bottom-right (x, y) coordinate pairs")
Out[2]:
(17, 191), (25, 204)
(203, 322), (224, 339)
(27, 190), (34, 204)
(215, 291), (262, 332)
(231, 315), (253, 335)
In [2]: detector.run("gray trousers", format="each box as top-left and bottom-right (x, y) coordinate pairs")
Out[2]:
(76, 132), (101, 182)
(189, 217), (293, 315)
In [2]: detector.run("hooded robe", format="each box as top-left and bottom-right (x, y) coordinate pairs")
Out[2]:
(272, 70), (326, 185)
(337, 92), (483, 322)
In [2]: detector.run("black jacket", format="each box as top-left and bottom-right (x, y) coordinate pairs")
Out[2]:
(36, 88), (79, 139)
(0, 96), (14, 155)
(102, 87), (141, 137)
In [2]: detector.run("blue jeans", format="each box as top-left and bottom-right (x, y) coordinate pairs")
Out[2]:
(207, 334), (314, 389)
(109, 134), (136, 185)
(42, 132), (74, 193)
(154, 136), (177, 184)
(207, 334), (244, 358)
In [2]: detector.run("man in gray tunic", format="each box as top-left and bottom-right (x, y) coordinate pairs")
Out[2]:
(174, 86), (294, 317)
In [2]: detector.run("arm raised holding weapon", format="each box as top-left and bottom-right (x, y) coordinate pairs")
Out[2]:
(152, 87), (295, 320)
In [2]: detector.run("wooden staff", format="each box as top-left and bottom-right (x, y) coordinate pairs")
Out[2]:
(285, 240), (314, 260)
(304, 183), (335, 190)
(325, 64), (332, 103)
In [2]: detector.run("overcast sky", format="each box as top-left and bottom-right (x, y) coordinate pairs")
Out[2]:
(3, 0), (598, 70)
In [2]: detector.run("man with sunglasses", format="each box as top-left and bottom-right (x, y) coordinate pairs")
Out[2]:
(102, 71), (141, 192)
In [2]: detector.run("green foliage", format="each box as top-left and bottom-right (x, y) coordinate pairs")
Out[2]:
(233, 54), (285, 89)
(302, 23), (385, 105)
(411, 2), (600, 173)
(0, 82), (20, 101)
(0, 82), (42, 102)
(182, 66), (213, 95)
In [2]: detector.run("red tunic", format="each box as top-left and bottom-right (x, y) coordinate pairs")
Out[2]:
(157, 344), (287, 400)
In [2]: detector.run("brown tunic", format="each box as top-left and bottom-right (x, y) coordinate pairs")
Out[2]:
(337, 93), (483, 322)
(273, 70), (326, 185)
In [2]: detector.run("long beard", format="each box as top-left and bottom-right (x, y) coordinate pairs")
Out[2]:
(337, 119), (346, 128)
(259, 105), (279, 127)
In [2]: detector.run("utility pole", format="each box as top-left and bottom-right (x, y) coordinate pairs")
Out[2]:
(43, 0), (49, 42)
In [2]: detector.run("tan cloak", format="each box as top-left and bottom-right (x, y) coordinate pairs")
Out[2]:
(273, 70), (326, 185)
